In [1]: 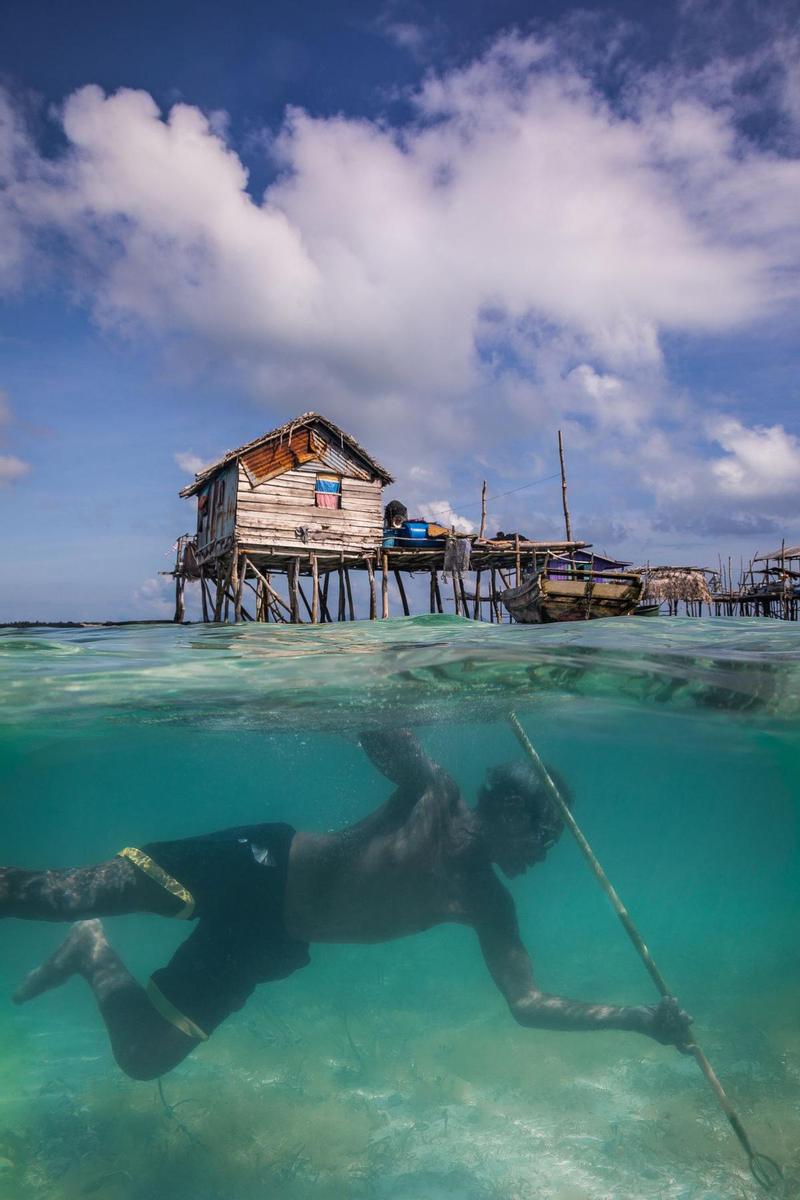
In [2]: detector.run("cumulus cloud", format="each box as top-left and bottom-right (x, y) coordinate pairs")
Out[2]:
(0, 388), (31, 485)
(133, 576), (172, 615)
(417, 501), (474, 533)
(709, 418), (800, 499)
(0, 24), (798, 540)
(0, 455), (30, 485)
(3, 34), (797, 395)
(174, 450), (212, 475)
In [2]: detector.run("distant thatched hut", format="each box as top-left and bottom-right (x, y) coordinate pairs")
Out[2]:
(634, 566), (713, 614)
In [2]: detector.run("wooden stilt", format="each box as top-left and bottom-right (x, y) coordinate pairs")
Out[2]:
(344, 568), (355, 621)
(173, 572), (185, 623)
(473, 570), (482, 620)
(459, 573), (469, 617)
(310, 553), (319, 624)
(297, 580), (313, 621)
(366, 557), (377, 620)
(213, 564), (226, 622)
(453, 573), (461, 615)
(337, 565), (346, 622)
(429, 568), (436, 614)
(381, 552), (389, 619)
(246, 559), (292, 617)
(515, 534), (521, 588)
(200, 568), (209, 623)
(321, 572), (332, 623)
(433, 571), (443, 614)
(232, 553), (242, 623)
(393, 569), (410, 617)
(491, 568), (501, 622)
(288, 558), (300, 623)
(220, 583), (254, 621)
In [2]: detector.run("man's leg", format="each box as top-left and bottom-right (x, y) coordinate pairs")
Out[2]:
(0, 858), (182, 921)
(12, 920), (198, 1079)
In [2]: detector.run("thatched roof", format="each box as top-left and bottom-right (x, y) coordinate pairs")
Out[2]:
(633, 566), (713, 604)
(754, 545), (800, 562)
(179, 412), (393, 497)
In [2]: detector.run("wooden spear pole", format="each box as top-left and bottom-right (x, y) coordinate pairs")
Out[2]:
(479, 480), (487, 540)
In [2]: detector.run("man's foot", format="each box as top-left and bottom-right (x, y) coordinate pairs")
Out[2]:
(12, 919), (106, 1004)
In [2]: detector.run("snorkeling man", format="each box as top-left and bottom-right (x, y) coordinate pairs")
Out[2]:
(1, 730), (691, 1079)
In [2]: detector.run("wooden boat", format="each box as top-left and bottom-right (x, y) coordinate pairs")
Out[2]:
(501, 557), (644, 623)
(633, 601), (661, 617)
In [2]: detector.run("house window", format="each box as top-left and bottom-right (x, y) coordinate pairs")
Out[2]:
(315, 472), (342, 509)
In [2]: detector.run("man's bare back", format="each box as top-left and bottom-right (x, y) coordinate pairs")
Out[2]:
(1, 729), (691, 1080)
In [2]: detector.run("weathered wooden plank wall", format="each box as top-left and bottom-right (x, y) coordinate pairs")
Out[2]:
(196, 462), (238, 551)
(236, 459), (383, 553)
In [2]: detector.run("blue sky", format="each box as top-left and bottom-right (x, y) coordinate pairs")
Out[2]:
(1, 0), (799, 619)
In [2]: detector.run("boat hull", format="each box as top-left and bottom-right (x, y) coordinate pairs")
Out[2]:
(501, 571), (643, 623)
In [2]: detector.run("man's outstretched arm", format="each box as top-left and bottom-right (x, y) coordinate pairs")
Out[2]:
(473, 876), (692, 1049)
(359, 729), (441, 792)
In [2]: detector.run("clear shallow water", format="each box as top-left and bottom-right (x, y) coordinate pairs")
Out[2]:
(0, 616), (798, 1199)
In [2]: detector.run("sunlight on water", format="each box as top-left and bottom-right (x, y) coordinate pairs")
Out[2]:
(0, 616), (798, 1199)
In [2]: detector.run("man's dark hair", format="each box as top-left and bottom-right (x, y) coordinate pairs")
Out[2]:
(479, 760), (572, 842)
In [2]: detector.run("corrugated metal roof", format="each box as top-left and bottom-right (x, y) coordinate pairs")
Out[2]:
(179, 412), (394, 497)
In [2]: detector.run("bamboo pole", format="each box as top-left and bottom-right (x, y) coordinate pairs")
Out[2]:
(558, 429), (573, 542)
(515, 534), (521, 588)
(479, 480), (487, 540)
(310, 552), (319, 624)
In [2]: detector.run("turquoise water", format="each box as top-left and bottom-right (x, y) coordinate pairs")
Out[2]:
(0, 616), (798, 1199)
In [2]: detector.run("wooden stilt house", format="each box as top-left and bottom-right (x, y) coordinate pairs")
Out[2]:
(180, 412), (393, 567)
(172, 411), (590, 623)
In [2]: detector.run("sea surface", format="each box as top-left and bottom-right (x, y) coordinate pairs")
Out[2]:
(0, 615), (798, 1200)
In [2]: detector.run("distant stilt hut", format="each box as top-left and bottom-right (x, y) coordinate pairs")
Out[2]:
(636, 566), (713, 616)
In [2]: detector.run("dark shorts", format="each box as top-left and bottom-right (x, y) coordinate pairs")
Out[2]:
(119, 823), (310, 1040)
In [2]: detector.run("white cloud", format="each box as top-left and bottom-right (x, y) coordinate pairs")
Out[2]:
(0, 28), (799, 542)
(3, 33), (796, 405)
(417, 501), (474, 533)
(0, 454), (30, 485)
(709, 418), (800, 499)
(0, 390), (30, 484)
(133, 576), (173, 614)
(174, 450), (211, 475)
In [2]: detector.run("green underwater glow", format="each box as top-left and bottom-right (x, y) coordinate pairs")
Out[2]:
(0, 616), (798, 1198)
